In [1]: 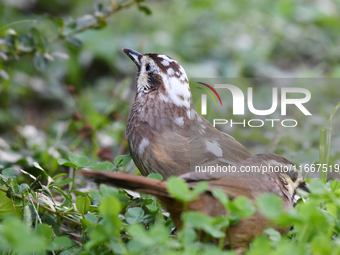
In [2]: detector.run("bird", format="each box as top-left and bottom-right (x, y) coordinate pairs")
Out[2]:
(78, 153), (308, 253)
(122, 48), (252, 178)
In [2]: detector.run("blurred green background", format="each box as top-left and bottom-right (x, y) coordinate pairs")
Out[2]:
(1, 0), (340, 177)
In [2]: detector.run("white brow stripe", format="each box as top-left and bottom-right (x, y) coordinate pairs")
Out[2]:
(158, 55), (176, 63)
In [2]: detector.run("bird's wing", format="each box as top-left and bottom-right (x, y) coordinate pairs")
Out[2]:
(182, 153), (296, 203)
(190, 116), (252, 167)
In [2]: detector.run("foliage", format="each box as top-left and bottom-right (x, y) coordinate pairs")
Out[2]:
(2, 154), (340, 254)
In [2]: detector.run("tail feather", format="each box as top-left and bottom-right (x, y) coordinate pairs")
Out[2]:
(77, 170), (170, 198)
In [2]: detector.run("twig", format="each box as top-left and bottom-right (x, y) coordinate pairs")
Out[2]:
(49, 0), (139, 45)
(110, 0), (139, 15)
(0, 186), (82, 226)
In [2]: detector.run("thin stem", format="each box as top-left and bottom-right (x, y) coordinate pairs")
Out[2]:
(109, 0), (140, 15)
(227, 227), (233, 250)
(0, 186), (82, 226)
(68, 167), (76, 194)
(49, 0), (139, 45)
(29, 196), (42, 224)
(319, 101), (340, 183)
(0, 20), (37, 32)
(218, 226), (227, 250)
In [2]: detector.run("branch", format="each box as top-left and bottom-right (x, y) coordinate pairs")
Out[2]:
(49, 0), (140, 45)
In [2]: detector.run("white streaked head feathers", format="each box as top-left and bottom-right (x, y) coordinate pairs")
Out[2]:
(136, 53), (191, 109)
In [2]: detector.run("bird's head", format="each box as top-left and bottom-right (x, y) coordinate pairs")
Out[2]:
(123, 48), (192, 114)
(275, 161), (309, 203)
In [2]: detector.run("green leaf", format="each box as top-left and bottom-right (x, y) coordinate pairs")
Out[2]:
(2, 216), (45, 252)
(94, 162), (115, 170)
(327, 203), (337, 220)
(138, 5), (152, 15)
(85, 213), (98, 224)
(57, 158), (78, 168)
(179, 227), (197, 243)
(256, 194), (282, 220)
(60, 251), (73, 255)
(51, 177), (73, 187)
(311, 235), (332, 255)
(57, 159), (69, 165)
(0, 20), (37, 33)
(63, 154), (91, 168)
(23, 205), (31, 227)
(1, 168), (17, 180)
(192, 181), (208, 197)
(146, 204), (157, 213)
(99, 184), (119, 197)
(0, 191), (17, 218)
(212, 189), (229, 209)
(166, 176), (193, 202)
(33, 162), (51, 180)
(48, 236), (73, 251)
(66, 36), (83, 47)
(52, 173), (67, 179)
(182, 211), (226, 238)
(249, 235), (273, 254)
(125, 207), (145, 224)
(99, 196), (121, 215)
(85, 224), (109, 250)
(76, 195), (91, 215)
(308, 180), (329, 195)
(69, 154), (80, 164)
(147, 173), (163, 181)
(35, 223), (54, 245)
(331, 180), (340, 192)
(114, 154), (132, 167)
(84, 161), (97, 168)
(264, 228), (281, 244)
(229, 196), (255, 219)
(78, 155), (89, 166)
(41, 215), (60, 236)
(276, 209), (304, 226)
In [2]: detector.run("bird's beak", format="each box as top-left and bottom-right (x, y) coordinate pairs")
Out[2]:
(122, 48), (142, 67)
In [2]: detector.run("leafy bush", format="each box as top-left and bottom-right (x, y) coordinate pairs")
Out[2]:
(2, 152), (340, 254)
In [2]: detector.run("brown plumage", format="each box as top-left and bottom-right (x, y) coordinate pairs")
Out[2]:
(78, 153), (307, 253)
(123, 49), (252, 178)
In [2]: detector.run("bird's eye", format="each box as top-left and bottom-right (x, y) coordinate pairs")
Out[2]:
(145, 63), (151, 72)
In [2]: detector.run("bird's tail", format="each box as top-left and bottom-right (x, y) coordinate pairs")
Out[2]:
(77, 170), (170, 198)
